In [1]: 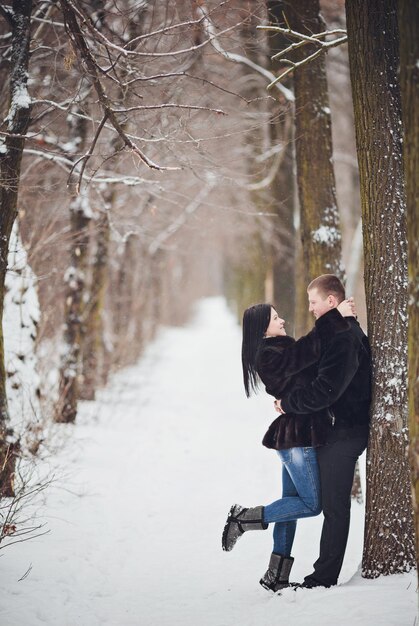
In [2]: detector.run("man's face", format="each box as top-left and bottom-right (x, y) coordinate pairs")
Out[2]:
(308, 288), (336, 319)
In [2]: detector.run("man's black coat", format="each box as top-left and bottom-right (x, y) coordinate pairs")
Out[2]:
(281, 309), (371, 430)
(256, 309), (352, 450)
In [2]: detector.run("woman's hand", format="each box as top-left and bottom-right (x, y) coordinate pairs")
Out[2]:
(337, 297), (356, 317)
(274, 399), (286, 414)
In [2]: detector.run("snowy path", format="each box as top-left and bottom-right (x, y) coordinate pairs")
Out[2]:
(0, 298), (416, 626)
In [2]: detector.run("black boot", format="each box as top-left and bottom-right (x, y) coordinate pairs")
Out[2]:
(259, 553), (295, 592)
(300, 575), (331, 589)
(222, 504), (268, 552)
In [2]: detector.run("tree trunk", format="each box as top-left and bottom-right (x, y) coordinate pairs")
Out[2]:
(267, 1), (296, 333)
(57, 198), (91, 422)
(278, 0), (343, 335)
(56, 75), (92, 422)
(346, 0), (415, 576)
(80, 212), (109, 400)
(114, 232), (139, 366)
(290, 2), (343, 276)
(351, 463), (363, 504)
(82, 0), (150, 380)
(399, 0), (419, 577)
(241, 8), (272, 307)
(0, 0), (32, 495)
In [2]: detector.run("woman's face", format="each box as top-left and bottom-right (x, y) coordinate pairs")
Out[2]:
(265, 307), (286, 337)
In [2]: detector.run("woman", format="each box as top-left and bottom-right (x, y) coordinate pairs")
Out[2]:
(221, 301), (353, 592)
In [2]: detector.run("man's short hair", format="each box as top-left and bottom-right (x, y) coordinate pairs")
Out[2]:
(307, 274), (346, 303)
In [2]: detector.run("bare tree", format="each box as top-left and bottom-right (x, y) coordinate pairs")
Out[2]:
(57, 78), (94, 422)
(346, 0), (415, 577)
(266, 1), (296, 332)
(0, 0), (33, 495)
(399, 0), (419, 577)
(261, 0), (344, 335)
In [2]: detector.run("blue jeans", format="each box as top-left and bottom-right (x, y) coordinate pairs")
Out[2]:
(263, 447), (321, 556)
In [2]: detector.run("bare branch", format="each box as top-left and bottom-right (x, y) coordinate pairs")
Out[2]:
(22, 148), (164, 189)
(197, 3), (294, 103)
(68, 112), (108, 193)
(113, 103), (226, 115)
(268, 48), (324, 89)
(60, 0), (241, 59)
(256, 23), (347, 89)
(0, 5), (15, 28)
(60, 1), (180, 175)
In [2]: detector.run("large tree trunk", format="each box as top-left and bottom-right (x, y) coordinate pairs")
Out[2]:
(399, 0), (419, 577)
(0, 0), (32, 495)
(346, 0), (415, 577)
(57, 196), (91, 422)
(279, 0), (343, 336)
(241, 7), (273, 307)
(266, 1), (296, 334)
(56, 76), (92, 423)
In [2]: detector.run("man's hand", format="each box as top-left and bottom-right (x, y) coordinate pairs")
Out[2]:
(337, 297), (356, 317)
(274, 399), (286, 414)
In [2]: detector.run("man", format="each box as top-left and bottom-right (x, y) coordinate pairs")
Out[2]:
(275, 274), (371, 588)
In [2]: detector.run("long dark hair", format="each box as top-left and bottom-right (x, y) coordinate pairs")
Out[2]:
(242, 303), (273, 397)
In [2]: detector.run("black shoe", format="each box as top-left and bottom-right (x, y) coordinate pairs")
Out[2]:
(301, 576), (331, 589)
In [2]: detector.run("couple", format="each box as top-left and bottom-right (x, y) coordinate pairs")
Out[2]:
(222, 274), (371, 591)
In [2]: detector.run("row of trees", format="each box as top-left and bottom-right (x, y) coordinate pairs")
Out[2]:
(0, 0), (417, 585)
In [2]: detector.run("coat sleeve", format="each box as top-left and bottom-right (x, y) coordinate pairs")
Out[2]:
(259, 328), (321, 380)
(280, 332), (360, 414)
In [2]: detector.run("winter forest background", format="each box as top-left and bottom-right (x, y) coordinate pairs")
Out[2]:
(0, 0), (418, 624)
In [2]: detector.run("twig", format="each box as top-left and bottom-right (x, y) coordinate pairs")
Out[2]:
(69, 112), (108, 193)
(268, 48), (324, 89)
(113, 103), (226, 115)
(256, 23), (347, 89)
(18, 563), (33, 581)
(21, 149), (165, 187)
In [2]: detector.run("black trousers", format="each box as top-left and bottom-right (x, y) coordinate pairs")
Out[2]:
(305, 427), (369, 587)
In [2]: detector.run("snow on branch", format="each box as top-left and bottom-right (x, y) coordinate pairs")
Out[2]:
(0, 5), (14, 28)
(22, 148), (165, 188)
(257, 23), (347, 88)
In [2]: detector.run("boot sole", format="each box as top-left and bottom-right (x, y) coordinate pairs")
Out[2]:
(259, 579), (299, 593)
(222, 504), (242, 552)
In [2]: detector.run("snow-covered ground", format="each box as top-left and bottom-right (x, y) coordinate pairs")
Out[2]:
(0, 298), (417, 626)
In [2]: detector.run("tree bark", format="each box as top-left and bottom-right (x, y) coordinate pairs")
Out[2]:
(267, 1), (296, 333)
(278, 0), (343, 335)
(80, 212), (109, 400)
(56, 75), (92, 422)
(399, 0), (419, 577)
(57, 198), (91, 422)
(241, 7), (273, 306)
(0, 0), (32, 495)
(346, 0), (415, 577)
